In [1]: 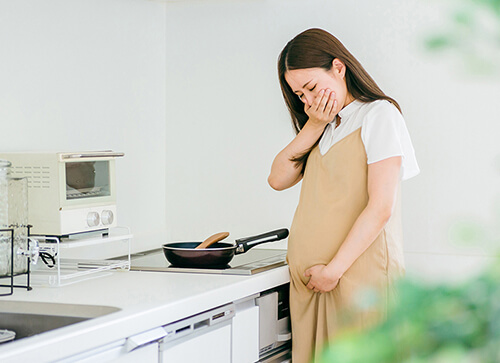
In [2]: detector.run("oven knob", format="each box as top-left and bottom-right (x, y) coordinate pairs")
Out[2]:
(101, 210), (114, 225)
(87, 212), (100, 227)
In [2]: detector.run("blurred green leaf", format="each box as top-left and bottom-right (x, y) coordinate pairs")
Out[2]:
(448, 220), (485, 246)
(424, 0), (500, 74)
(425, 35), (456, 50)
(453, 9), (475, 26)
(474, 0), (500, 16)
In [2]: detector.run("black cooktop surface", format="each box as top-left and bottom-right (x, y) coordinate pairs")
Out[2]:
(130, 248), (287, 275)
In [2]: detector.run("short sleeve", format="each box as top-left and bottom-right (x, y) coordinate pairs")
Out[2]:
(361, 101), (420, 181)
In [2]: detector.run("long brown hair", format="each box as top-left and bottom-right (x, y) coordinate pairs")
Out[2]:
(278, 28), (401, 172)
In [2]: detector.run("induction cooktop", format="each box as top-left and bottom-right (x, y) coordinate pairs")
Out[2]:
(130, 248), (287, 275)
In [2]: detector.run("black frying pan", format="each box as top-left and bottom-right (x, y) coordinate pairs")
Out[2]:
(162, 228), (289, 268)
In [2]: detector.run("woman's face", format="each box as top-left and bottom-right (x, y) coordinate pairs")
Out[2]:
(284, 59), (353, 110)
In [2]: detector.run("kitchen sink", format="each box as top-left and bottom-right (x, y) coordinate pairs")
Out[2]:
(0, 301), (120, 342)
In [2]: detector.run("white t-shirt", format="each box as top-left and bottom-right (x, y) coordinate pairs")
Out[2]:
(318, 99), (420, 181)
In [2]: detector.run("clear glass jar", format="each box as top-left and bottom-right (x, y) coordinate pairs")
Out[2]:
(0, 160), (11, 276)
(0, 159), (29, 276)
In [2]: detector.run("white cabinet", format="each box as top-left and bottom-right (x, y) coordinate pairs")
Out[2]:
(232, 299), (260, 363)
(105, 343), (159, 363)
(111, 345), (157, 363)
(159, 303), (235, 363)
(57, 341), (159, 363)
(52, 288), (290, 363)
(57, 327), (165, 363)
(160, 323), (231, 363)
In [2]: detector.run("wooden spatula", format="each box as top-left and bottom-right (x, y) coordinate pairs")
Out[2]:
(195, 232), (230, 249)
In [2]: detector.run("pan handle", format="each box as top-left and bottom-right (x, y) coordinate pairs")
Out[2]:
(234, 228), (289, 254)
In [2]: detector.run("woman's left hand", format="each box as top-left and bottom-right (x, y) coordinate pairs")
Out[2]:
(304, 264), (341, 293)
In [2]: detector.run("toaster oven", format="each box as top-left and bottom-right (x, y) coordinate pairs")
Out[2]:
(0, 151), (123, 236)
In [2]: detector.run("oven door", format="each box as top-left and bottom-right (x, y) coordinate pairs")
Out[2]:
(55, 152), (123, 235)
(60, 152), (123, 207)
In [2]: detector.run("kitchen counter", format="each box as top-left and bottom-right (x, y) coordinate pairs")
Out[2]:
(0, 263), (290, 362)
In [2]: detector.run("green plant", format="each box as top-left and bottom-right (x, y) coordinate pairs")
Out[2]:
(318, 262), (500, 362)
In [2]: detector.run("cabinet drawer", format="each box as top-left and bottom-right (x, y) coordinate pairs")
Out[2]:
(160, 323), (231, 363)
(232, 305), (259, 363)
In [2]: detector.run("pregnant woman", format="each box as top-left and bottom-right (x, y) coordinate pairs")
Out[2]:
(268, 28), (420, 363)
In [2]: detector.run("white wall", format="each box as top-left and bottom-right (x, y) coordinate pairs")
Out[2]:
(164, 1), (301, 248)
(1, 0), (498, 282)
(0, 0), (167, 255)
(164, 0), (500, 282)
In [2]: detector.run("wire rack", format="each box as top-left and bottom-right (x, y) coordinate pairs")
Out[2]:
(29, 226), (132, 287)
(0, 227), (32, 296)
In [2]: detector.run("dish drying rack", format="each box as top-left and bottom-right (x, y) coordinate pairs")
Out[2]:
(0, 227), (32, 296)
(29, 226), (132, 287)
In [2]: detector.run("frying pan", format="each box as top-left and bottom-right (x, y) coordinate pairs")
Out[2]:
(162, 228), (289, 268)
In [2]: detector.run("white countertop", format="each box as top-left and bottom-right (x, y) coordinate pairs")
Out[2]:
(0, 264), (290, 362)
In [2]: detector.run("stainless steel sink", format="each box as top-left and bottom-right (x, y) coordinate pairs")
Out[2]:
(0, 301), (120, 342)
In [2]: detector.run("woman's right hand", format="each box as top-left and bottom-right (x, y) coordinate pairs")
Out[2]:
(304, 89), (338, 128)
(268, 89), (337, 191)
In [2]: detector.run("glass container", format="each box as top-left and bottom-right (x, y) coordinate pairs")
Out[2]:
(0, 159), (29, 276)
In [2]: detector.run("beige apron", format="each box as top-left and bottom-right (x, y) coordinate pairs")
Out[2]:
(287, 128), (405, 363)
